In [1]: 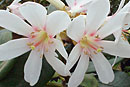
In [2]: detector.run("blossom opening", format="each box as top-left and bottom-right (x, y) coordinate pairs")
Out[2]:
(79, 32), (103, 56)
(27, 27), (53, 51)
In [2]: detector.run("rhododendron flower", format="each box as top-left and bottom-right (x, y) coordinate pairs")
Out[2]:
(7, 0), (24, 19)
(0, 2), (71, 86)
(105, 0), (130, 66)
(65, 0), (130, 87)
(65, 0), (92, 16)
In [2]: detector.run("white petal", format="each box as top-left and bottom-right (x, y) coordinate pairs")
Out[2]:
(19, 2), (47, 29)
(11, 0), (21, 5)
(0, 10), (33, 36)
(91, 53), (114, 84)
(114, 30), (129, 44)
(86, 0), (110, 33)
(46, 11), (71, 36)
(113, 29), (122, 43)
(116, 0), (126, 13)
(65, 44), (81, 72)
(0, 38), (30, 61)
(67, 15), (86, 42)
(54, 39), (68, 60)
(24, 50), (42, 86)
(44, 51), (70, 76)
(119, 1), (130, 29)
(120, 1), (130, 12)
(97, 12), (129, 39)
(118, 38), (129, 45)
(66, 0), (91, 7)
(123, 14), (130, 29)
(101, 41), (130, 58)
(68, 54), (89, 87)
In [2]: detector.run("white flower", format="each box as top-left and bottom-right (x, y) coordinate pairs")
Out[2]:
(107, 0), (130, 43)
(7, 0), (24, 19)
(115, 1), (130, 43)
(0, 2), (71, 86)
(66, 0), (130, 87)
(65, 0), (92, 16)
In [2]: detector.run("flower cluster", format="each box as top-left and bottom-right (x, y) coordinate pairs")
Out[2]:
(0, 0), (130, 87)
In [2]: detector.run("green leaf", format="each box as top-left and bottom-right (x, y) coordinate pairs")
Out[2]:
(80, 74), (98, 87)
(0, 29), (12, 44)
(99, 71), (130, 87)
(0, 29), (16, 80)
(0, 59), (16, 80)
(87, 57), (123, 73)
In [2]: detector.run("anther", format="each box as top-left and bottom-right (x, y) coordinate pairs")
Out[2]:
(96, 48), (102, 52)
(93, 51), (97, 54)
(40, 54), (43, 58)
(127, 30), (130, 34)
(84, 51), (88, 55)
(31, 45), (35, 50)
(27, 43), (33, 46)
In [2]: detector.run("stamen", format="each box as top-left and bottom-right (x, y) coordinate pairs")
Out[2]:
(87, 42), (97, 50)
(90, 32), (96, 37)
(31, 35), (36, 38)
(122, 29), (127, 32)
(34, 40), (42, 47)
(40, 54), (43, 58)
(94, 38), (101, 42)
(96, 48), (102, 52)
(93, 51), (97, 54)
(49, 35), (53, 38)
(45, 48), (48, 52)
(80, 32), (104, 56)
(31, 45), (35, 50)
(49, 41), (54, 44)
(84, 51), (88, 55)
(27, 43), (33, 46)
(125, 24), (128, 25)
(128, 30), (130, 33)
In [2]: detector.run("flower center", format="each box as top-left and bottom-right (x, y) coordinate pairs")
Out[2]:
(79, 33), (103, 56)
(27, 29), (53, 50)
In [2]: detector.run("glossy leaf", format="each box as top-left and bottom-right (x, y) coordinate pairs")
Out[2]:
(0, 29), (16, 80)
(80, 74), (98, 87)
(99, 71), (130, 87)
